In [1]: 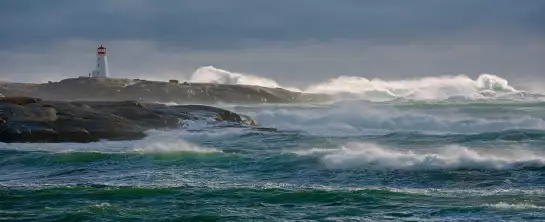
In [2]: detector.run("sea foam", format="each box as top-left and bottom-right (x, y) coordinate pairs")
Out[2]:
(0, 129), (222, 154)
(248, 100), (545, 135)
(483, 202), (545, 210)
(294, 142), (545, 170)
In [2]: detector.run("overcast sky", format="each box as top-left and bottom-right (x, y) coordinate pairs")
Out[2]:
(0, 0), (543, 87)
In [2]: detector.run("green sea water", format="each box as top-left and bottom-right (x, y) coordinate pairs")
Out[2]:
(2, 100), (545, 221)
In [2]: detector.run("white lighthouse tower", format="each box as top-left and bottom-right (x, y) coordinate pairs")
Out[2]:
(91, 45), (109, 78)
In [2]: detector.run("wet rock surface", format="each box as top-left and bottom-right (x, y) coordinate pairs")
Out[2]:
(0, 97), (258, 143)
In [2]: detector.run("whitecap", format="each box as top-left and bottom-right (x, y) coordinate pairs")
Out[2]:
(483, 202), (545, 210)
(249, 100), (545, 135)
(293, 142), (545, 170)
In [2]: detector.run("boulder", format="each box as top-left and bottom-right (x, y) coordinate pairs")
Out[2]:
(0, 100), (145, 142)
(0, 96), (41, 105)
(0, 97), (258, 143)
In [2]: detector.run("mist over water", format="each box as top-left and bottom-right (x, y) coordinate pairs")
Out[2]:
(3, 66), (545, 221)
(190, 66), (532, 102)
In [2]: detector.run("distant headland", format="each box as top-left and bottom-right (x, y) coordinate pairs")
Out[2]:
(0, 46), (332, 143)
(0, 45), (330, 104)
(0, 77), (331, 104)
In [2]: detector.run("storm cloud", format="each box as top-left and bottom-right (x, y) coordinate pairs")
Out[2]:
(1, 0), (544, 87)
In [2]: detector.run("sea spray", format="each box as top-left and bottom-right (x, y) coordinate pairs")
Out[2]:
(305, 73), (521, 100)
(294, 142), (545, 170)
(247, 100), (545, 135)
(0, 129), (223, 154)
(3, 69), (545, 221)
(189, 66), (527, 101)
(191, 66), (284, 89)
(134, 134), (221, 154)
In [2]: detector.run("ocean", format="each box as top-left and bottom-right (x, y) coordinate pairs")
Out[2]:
(2, 72), (545, 221)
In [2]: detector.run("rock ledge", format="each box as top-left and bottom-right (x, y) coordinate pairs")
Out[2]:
(0, 97), (257, 143)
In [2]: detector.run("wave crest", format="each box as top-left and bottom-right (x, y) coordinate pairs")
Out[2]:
(0, 130), (222, 154)
(189, 66), (530, 101)
(306, 74), (521, 101)
(249, 100), (545, 135)
(483, 202), (545, 210)
(294, 142), (545, 170)
(134, 139), (220, 154)
(191, 66), (284, 89)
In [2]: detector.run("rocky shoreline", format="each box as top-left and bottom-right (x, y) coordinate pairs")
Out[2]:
(0, 78), (329, 143)
(0, 96), (258, 143)
(0, 77), (331, 104)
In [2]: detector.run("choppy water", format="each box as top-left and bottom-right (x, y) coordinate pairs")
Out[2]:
(2, 99), (545, 221)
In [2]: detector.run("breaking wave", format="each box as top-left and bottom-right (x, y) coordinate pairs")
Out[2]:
(133, 131), (222, 153)
(0, 129), (222, 154)
(293, 142), (545, 170)
(249, 100), (545, 135)
(482, 202), (545, 210)
(305, 74), (522, 101)
(189, 66), (532, 101)
(191, 66), (288, 89)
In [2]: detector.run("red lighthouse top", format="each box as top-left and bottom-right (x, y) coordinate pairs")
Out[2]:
(97, 45), (107, 55)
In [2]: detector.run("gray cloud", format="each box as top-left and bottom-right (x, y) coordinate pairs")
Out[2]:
(0, 0), (544, 87)
(2, 0), (543, 49)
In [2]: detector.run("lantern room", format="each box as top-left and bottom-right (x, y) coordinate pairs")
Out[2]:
(97, 45), (107, 55)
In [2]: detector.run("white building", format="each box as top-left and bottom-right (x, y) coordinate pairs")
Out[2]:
(90, 45), (109, 78)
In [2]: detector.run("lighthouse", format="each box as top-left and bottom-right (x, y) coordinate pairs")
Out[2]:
(91, 45), (109, 78)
